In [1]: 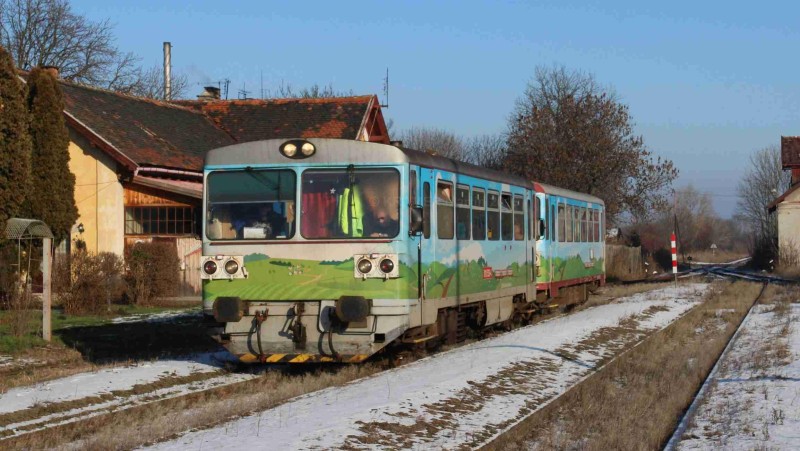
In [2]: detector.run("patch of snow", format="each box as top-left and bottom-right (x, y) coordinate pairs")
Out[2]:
(677, 303), (800, 450)
(148, 283), (708, 450)
(0, 351), (235, 415)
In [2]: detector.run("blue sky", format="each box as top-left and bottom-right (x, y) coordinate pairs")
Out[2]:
(72, 0), (800, 217)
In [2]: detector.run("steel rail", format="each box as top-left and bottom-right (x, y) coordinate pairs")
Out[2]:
(663, 280), (769, 450)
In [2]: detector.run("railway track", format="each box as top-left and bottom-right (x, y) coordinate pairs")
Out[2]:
(3, 267), (789, 448)
(663, 279), (771, 450)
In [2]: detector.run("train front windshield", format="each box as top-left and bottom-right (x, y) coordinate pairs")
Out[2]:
(206, 167), (400, 240)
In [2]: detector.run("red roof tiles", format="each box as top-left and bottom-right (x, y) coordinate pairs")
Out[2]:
(60, 80), (381, 172)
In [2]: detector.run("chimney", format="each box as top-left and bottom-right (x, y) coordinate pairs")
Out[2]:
(163, 42), (172, 101)
(42, 65), (59, 78)
(197, 86), (221, 101)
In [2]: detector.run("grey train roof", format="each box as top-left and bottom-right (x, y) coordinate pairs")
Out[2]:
(535, 182), (605, 206)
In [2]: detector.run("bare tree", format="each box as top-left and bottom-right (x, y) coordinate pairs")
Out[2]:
(505, 65), (678, 223)
(122, 65), (189, 100)
(0, 0), (141, 90)
(267, 81), (354, 99)
(398, 126), (466, 161)
(736, 145), (791, 264)
(463, 133), (506, 168)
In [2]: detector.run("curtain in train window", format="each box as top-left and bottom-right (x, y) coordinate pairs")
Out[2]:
(558, 204), (565, 242)
(437, 181), (454, 239)
(487, 191), (500, 240)
(472, 189), (486, 240)
(456, 185), (470, 240)
(573, 206), (581, 242)
(514, 195), (524, 240)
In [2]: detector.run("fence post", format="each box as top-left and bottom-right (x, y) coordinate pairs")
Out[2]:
(42, 238), (51, 341)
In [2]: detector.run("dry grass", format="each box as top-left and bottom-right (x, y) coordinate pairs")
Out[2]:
(0, 346), (91, 393)
(579, 281), (672, 311)
(485, 280), (764, 451)
(3, 363), (384, 450)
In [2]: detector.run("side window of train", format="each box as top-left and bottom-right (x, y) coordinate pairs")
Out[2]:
(564, 205), (572, 242)
(437, 181), (454, 239)
(456, 185), (470, 240)
(594, 210), (600, 242)
(581, 207), (588, 242)
(557, 203), (565, 242)
(423, 182), (431, 239)
(549, 202), (554, 241)
(501, 192), (513, 240)
(573, 206), (581, 242)
(472, 188), (486, 240)
(514, 195), (524, 241)
(487, 191), (500, 240)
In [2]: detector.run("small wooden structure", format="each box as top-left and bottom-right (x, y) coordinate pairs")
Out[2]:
(4, 218), (54, 341)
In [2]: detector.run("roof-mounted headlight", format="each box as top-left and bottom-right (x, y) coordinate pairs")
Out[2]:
(301, 142), (316, 156)
(282, 142), (297, 157)
(281, 140), (315, 159)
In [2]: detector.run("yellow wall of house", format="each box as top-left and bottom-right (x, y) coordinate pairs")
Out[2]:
(777, 187), (800, 261)
(68, 129), (125, 256)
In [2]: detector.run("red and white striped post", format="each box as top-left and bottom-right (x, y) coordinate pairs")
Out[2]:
(671, 232), (678, 287)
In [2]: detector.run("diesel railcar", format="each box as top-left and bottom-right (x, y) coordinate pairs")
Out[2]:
(201, 138), (604, 363)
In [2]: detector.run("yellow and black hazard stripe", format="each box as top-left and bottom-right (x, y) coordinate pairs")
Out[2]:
(239, 353), (370, 364)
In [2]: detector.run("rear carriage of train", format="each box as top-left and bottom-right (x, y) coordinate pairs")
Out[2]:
(533, 183), (606, 303)
(201, 139), (420, 363)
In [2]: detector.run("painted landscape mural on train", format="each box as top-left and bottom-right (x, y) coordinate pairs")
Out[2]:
(203, 242), (535, 301)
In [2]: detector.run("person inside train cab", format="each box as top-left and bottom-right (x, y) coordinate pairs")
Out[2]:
(361, 176), (400, 237)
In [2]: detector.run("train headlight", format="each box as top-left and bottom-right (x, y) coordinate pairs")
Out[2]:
(281, 142), (297, 157)
(224, 259), (239, 275)
(203, 260), (218, 275)
(357, 258), (373, 274)
(379, 258), (394, 274)
(301, 142), (316, 156)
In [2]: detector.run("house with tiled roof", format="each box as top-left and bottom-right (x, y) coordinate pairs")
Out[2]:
(769, 136), (800, 260)
(49, 75), (389, 295)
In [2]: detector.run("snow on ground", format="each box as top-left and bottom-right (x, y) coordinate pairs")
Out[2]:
(0, 351), (237, 415)
(148, 283), (708, 451)
(677, 301), (800, 450)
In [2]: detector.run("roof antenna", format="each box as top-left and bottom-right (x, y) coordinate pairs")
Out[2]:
(238, 82), (250, 100)
(381, 67), (389, 108)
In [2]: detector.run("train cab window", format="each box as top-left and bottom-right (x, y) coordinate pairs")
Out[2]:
(472, 189), (486, 240)
(423, 182), (431, 239)
(514, 195), (524, 241)
(206, 169), (296, 241)
(501, 193), (513, 240)
(437, 181), (454, 239)
(558, 203), (565, 242)
(487, 191), (500, 240)
(300, 168), (399, 239)
(456, 185), (470, 240)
